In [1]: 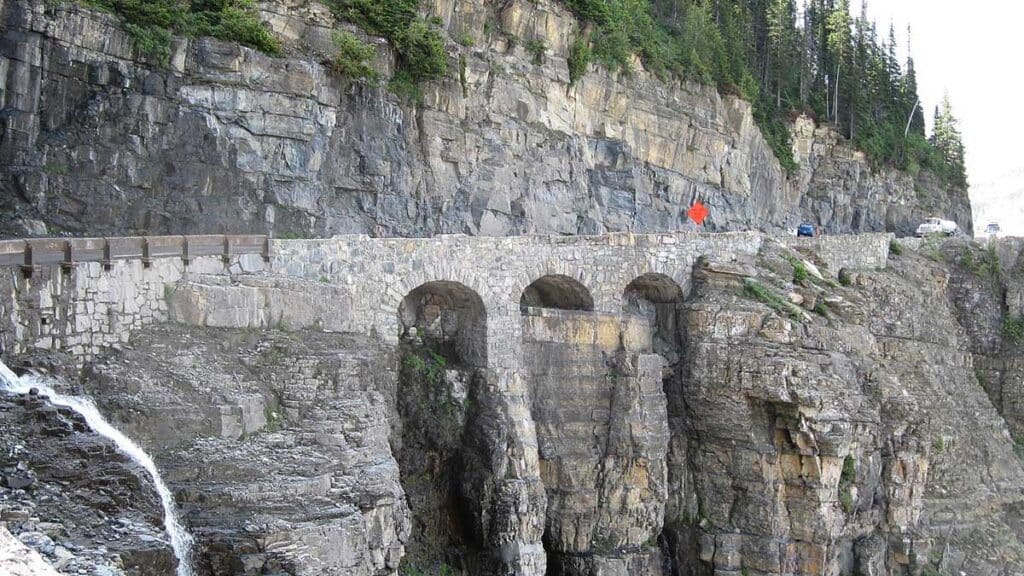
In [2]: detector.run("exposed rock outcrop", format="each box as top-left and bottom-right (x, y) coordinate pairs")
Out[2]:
(666, 240), (1024, 575)
(0, 0), (970, 239)
(80, 327), (410, 576)
(0, 386), (176, 575)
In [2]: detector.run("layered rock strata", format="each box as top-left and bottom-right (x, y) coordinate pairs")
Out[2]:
(0, 0), (970, 238)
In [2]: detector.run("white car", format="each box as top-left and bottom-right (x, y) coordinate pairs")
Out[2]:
(915, 217), (958, 237)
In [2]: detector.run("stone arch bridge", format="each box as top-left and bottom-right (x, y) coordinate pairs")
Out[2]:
(0, 231), (890, 366)
(0, 231), (892, 575)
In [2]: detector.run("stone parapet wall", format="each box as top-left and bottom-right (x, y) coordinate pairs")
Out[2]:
(0, 231), (895, 367)
(0, 251), (267, 361)
(783, 232), (893, 273)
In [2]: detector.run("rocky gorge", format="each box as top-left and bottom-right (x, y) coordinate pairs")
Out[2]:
(0, 230), (1021, 576)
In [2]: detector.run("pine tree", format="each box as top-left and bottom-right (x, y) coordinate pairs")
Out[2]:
(557, 0), (963, 183)
(825, 0), (851, 123)
(930, 93), (967, 185)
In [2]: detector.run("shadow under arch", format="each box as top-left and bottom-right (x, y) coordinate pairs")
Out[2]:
(399, 280), (487, 368)
(520, 274), (594, 312)
(623, 273), (686, 314)
(394, 280), (494, 573)
(623, 272), (692, 575)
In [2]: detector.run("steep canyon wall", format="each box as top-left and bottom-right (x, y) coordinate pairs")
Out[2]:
(0, 0), (970, 239)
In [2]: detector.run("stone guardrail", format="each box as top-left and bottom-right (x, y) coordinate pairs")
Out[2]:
(0, 235), (270, 276)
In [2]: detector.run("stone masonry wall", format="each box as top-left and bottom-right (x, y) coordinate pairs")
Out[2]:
(0, 232), (891, 367)
(0, 253), (266, 360)
(782, 232), (894, 274)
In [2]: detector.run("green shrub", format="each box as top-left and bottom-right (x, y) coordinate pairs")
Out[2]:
(330, 0), (448, 93)
(567, 33), (591, 85)
(889, 240), (903, 256)
(526, 39), (546, 65)
(332, 31), (378, 80)
(1003, 316), (1024, 344)
(958, 244), (1000, 281)
(78, 0), (280, 61)
(335, 0), (418, 37)
(388, 69), (423, 103)
(838, 455), (856, 513)
(396, 18), (448, 80)
(974, 368), (987, 387)
(402, 349), (448, 384)
(263, 405), (281, 432)
(43, 162), (70, 175)
(984, 243), (1002, 279)
(743, 278), (803, 322)
(457, 33), (475, 47)
(122, 22), (174, 62)
(213, 2), (280, 53)
(792, 261), (809, 284)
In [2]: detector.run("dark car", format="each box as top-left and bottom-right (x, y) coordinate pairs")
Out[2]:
(797, 223), (816, 237)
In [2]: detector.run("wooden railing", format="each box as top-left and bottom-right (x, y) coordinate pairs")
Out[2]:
(0, 235), (270, 277)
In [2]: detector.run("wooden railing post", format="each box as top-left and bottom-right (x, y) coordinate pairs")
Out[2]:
(141, 237), (152, 268)
(102, 239), (112, 271)
(181, 236), (191, 266)
(61, 240), (74, 271)
(20, 243), (35, 278)
(222, 236), (231, 265)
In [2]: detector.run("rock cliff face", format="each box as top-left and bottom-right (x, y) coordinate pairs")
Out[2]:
(0, 384), (176, 575)
(0, 0), (970, 238)
(663, 241), (1024, 576)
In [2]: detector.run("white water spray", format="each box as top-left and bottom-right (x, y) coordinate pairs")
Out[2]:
(0, 362), (195, 576)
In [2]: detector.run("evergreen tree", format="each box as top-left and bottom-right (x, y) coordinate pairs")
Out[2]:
(555, 0), (962, 183)
(931, 93), (967, 185)
(825, 0), (851, 122)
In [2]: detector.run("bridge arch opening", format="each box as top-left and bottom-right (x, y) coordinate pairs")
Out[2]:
(396, 280), (489, 573)
(624, 274), (685, 356)
(520, 275), (594, 312)
(399, 280), (486, 367)
(623, 273), (685, 310)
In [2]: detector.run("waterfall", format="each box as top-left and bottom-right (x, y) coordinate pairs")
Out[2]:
(0, 362), (196, 576)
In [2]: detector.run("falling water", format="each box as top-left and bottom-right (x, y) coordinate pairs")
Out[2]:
(0, 361), (195, 576)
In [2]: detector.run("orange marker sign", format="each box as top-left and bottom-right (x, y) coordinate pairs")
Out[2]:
(688, 201), (709, 226)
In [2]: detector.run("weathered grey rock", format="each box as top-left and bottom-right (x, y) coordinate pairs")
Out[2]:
(0, 526), (61, 576)
(81, 327), (411, 576)
(0, 0), (970, 239)
(0, 387), (177, 576)
(662, 239), (1024, 576)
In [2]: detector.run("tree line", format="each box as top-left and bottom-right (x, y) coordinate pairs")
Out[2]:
(561, 0), (967, 186)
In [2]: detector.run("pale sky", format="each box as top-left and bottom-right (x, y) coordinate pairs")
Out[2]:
(861, 0), (1024, 234)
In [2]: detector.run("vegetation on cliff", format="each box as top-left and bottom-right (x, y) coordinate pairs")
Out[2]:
(70, 0), (280, 60)
(559, 0), (967, 185)
(70, 0), (967, 187)
(327, 0), (448, 88)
